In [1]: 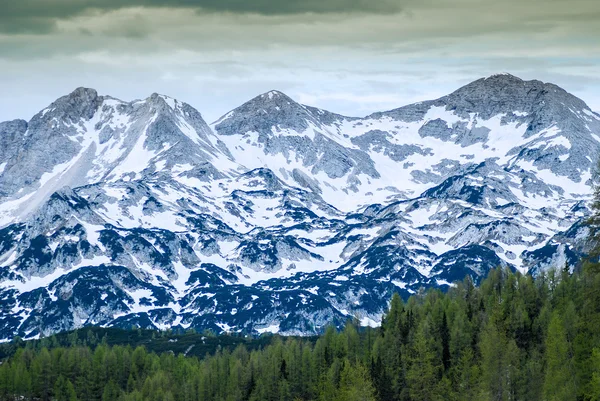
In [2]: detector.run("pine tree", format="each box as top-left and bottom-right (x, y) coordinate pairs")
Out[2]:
(369, 356), (393, 401)
(479, 319), (508, 401)
(589, 348), (600, 401)
(102, 380), (121, 401)
(544, 312), (576, 401)
(32, 347), (53, 401)
(407, 320), (442, 401)
(336, 361), (376, 401)
(54, 375), (78, 401)
(451, 348), (479, 400)
(440, 313), (451, 372)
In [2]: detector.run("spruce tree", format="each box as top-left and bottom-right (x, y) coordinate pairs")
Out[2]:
(54, 375), (78, 401)
(589, 348), (600, 401)
(336, 361), (376, 401)
(544, 313), (576, 401)
(407, 320), (442, 401)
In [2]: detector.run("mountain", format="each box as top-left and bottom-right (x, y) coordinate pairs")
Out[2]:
(0, 74), (598, 339)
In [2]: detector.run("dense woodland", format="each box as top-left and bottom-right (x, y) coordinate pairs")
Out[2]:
(0, 263), (599, 401)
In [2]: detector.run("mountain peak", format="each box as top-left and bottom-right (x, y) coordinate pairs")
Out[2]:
(457, 73), (534, 93)
(34, 87), (103, 123)
(145, 93), (180, 113)
(60, 87), (102, 111)
(250, 90), (297, 108)
(430, 73), (592, 121)
(455, 73), (574, 99)
(368, 73), (537, 121)
(261, 90), (289, 100)
(483, 72), (522, 81)
(253, 90), (296, 103)
(213, 90), (311, 136)
(68, 87), (99, 100)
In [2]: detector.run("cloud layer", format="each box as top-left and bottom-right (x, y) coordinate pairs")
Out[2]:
(0, 0), (598, 122)
(1, 0), (407, 34)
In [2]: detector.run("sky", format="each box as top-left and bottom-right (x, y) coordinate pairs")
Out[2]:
(0, 0), (599, 123)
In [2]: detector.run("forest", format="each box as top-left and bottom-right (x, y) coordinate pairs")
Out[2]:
(0, 263), (599, 401)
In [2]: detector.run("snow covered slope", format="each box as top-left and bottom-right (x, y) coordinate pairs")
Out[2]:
(0, 74), (598, 339)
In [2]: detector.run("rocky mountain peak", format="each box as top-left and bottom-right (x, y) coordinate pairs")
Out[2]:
(260, 90), (291, 102)
(372, 73), (593, 125)
(235, 89), (299, 112)
(483, 72), (525, 82)
(213, 90), (354, 139)
(212, 90), (315, 136)
(146, 93), (178, 112)
(442, 74), (591, 119)
(69, 86), (99, 100)
(241, 90), (300, 108)
(39, 87), (103, 123)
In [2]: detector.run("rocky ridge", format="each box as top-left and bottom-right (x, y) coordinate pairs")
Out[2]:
(0, 73), (598, 339)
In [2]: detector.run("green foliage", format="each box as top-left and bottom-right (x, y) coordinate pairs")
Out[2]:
(543, 312), (576, 401)
(407, 320), (442, 401)
(590, 348), (600, 401)
(0, 265), (599, 401)
(54, 375), (78, 401)
(336, 361), (376, 401)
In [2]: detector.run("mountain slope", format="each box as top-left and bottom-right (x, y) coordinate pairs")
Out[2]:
(0, 88), (239, 226)
(0, 74), (598, 339)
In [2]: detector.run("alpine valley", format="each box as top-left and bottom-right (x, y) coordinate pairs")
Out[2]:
(1, 73), (599, 340)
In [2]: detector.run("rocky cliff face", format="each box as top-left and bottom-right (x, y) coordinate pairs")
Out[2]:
(0, 74), (598, 339)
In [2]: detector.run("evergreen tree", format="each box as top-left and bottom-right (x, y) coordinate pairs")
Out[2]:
(407, 320), (442, 401)
(544, 312), (576, 401)
(590, 348), (600, 401)
(54, 375), (78, 401)
(479, 318), (509, 401)
(336, 361), (376, 401)
(440, 312), (451, 372)
(32, 347), (53, 401)
(102, 380), (121, 401)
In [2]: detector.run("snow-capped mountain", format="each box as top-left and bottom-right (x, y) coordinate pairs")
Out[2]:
(0, 73), (598, 339)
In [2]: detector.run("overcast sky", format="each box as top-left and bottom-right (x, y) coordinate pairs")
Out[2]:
(0, 0), (599, 123)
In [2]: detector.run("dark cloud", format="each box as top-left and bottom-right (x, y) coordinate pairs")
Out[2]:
(0, 0), (404, 34)
(0, 16), (57, 34)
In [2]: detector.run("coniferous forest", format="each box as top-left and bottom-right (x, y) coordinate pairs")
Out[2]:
(0, 264), (599, 401)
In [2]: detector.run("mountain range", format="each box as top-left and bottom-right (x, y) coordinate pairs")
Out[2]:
(0, 73), (599, 339)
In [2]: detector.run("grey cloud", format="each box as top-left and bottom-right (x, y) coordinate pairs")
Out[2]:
(0, 0), (404, 34)
(1, 0), (598, 38)
(0, 16), (56, 34)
